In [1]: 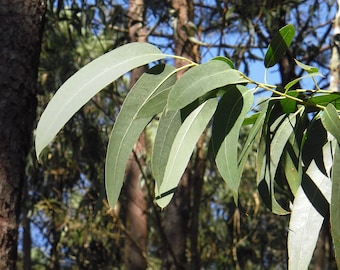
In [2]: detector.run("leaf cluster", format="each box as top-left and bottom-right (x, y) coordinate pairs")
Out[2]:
(35, 24), (340, 269)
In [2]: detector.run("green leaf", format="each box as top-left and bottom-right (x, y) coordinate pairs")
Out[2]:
(242, 112), (260, 126)
(167, 60), (248, 110)
(294, 59), (319, 74)
(155, 98), (218, 208)
(238, 100), (267, 176)
(331, 143), (340, 267)
(152, 109), (182, 188)
(280, 90), (299, 113)
(105, 64), (176, 208)
(284, 133), (302, 196)
(211, 56), (235, 69)
(321, 103), (340, 143)
(257, 107), (301, 214)
(264, 24), (295, 68)
(284, 72), (323, 91)
(211, 85), (254, 203)
(310, 93), (340, 109)
(137, 86), (172, 118)
(35, 42), (166, 159)
(288, 143), (333, 270)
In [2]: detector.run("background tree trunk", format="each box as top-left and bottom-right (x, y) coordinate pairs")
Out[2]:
(330, 0), (340, 91)
(161, 0), (201, 269)
(0, 0), (45, 269)
(123, 0), (148, 269)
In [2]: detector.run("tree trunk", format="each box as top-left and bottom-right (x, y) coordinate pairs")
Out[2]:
(161, 0), (201, 269)
(330, 0), (340, 91)
(123, 0), (148, 269)
(0, 0), (46, 269)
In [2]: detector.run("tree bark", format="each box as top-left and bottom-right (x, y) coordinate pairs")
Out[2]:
(123, 0), (148, 269)
(330, 0), (340, 91)
(0, 0), (46, 268)
(161, 0), (200, 269)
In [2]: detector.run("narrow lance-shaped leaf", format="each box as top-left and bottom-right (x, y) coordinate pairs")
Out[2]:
(152, 109), (182, 188)
(167, 59), (248, 110)
(331, 143), (340, 267)
(211, 85), (254, 203)
(238, 100), (268, 176)
(155, 98), (218, 208)
(288, 139), (334, 270)
(35, 42), (166, 159)
(294, 59), (319, 74)
(257, 106), (301, 214)
(264, 24), (295, 68)
(105, 64), (176, 208)
(310, 93), (340, 109)
(321, 103), (340, 143)
(284, 133), (302, 196)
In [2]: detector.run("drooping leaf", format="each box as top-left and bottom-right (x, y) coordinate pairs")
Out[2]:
(211, 85), (253, 203)
(35, 42), (166, 159)
(152, 109), (182, 188)
(155, 98), (218, 208)
(284, 72), (323, 91)
(284, 132), (303, 196)
(288, 139), (333, 270)
(167, 59), (248, 110)
(257, 105), (301, 214)
(321, 103), (340, 143)
(331, 143), (340, 267)
(105, 64), (176, 208)
(238, 100), (268, 176)
(264, 24), (295, 68)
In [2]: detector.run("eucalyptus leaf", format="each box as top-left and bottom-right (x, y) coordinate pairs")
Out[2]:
(156, 98), (218, 208)
(280, 90), (299, 113)
(137, 86), (172, 118)
(105, 64), (176, 208)
(294, 59), (319, 74)
(310, 93), (340, 109)
(211, 85), (253, 203)
(238, 100), (268, 176)
(321, 103), (340, 143)
(288, 150), (333, 270)
(264, 24), (295, 68)
(284, 133), (302, 196)
(284, 72), (322, 91)
(257, 106), (300, 214)
(152, 109), (182, 188)
(331, 143), (340, 267)
(36, 42), (166, 159)
(167, 60), (248, 110)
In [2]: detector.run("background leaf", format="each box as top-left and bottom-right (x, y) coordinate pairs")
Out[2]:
(264, 24), (295, 68)
(155, 98), (218, 208)
(35, 42), (166, 159)
(105, 64), (176, 208)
